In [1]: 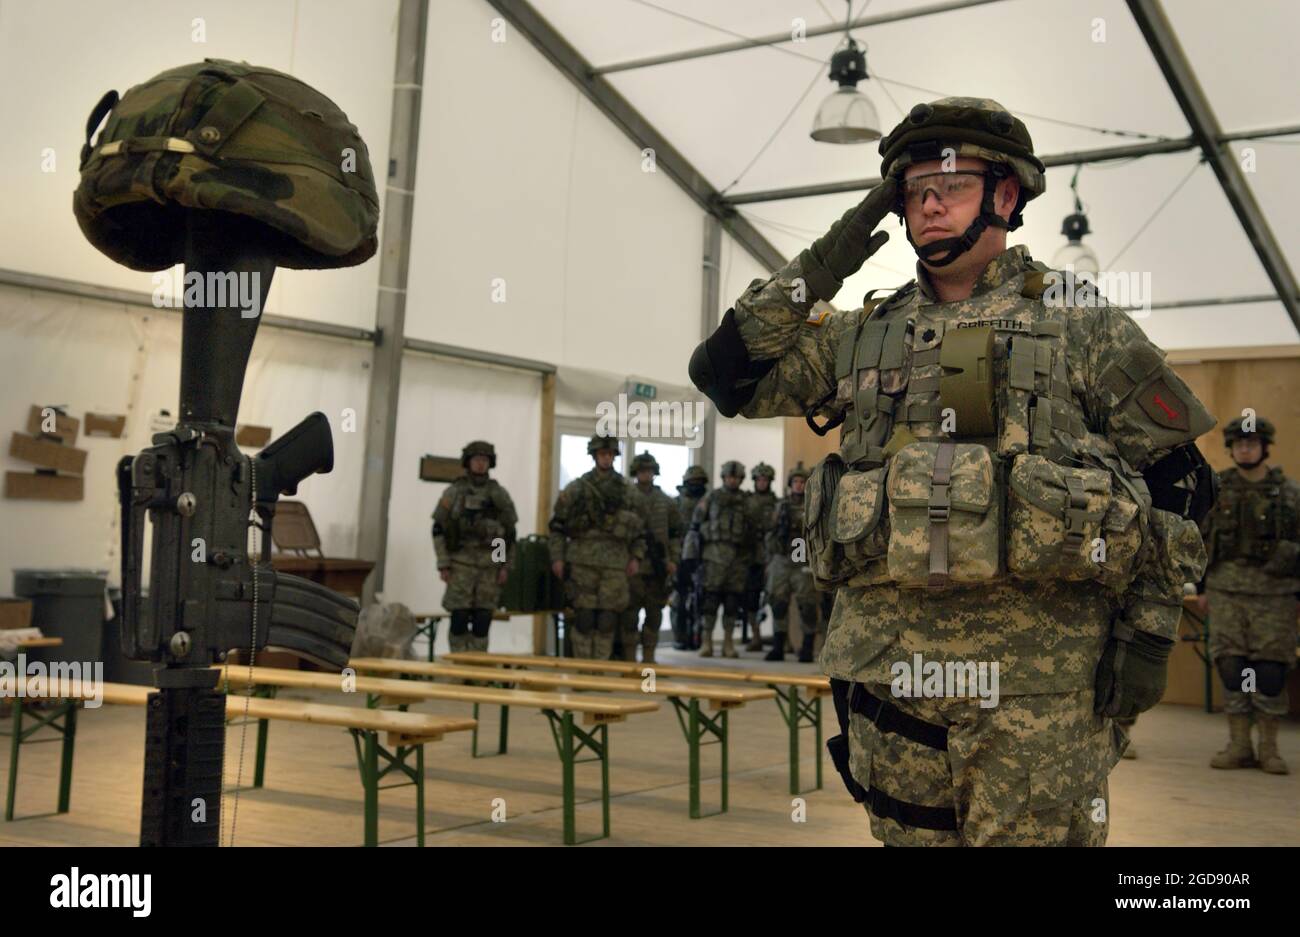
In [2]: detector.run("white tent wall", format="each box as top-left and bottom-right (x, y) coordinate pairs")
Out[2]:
(0, 0), (399, 330)
(405, 0), (705, 390)
(381, 354), (542, 653)
(0, 282), (371, 596)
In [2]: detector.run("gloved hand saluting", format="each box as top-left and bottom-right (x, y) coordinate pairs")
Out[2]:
(1094, 620), (1174, 720)
(797, 175), (897, 304)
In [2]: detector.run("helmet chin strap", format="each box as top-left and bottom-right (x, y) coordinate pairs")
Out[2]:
(904, 169), (1014, 268)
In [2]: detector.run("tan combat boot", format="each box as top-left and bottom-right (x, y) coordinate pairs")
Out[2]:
(1210, 713), (1256, 769)
(699, 628), (714, 658)
(641, 628), (658, 665)
(745, 622), (764, 652)
(722, 624), (738, 658)
(1256, 715), (1290, 775)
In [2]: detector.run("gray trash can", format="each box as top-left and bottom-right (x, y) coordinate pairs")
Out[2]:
(12, 568), (108, 666)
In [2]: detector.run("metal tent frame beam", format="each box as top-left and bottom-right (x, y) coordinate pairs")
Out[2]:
(485, 0), (785, 271)
(589, 0), (1009, 75)
(1126, 0), (1300, 333)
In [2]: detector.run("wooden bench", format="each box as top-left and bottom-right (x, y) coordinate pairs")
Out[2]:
(217, 664), (660, 845)
(444, 650), (833, 796)
(4, 677), (475, 846)
(352, 657), (776, 819)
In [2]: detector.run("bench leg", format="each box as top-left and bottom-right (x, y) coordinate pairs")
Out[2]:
(471, 703), (510, 758)
(57, 703), (78, 813)
(362, 730), (379, 847)
(5, 700), (22, 822)
(416, 744), (425, 848)
(544, 709), (610, 845)
(670, 697), (729, 819)
(5, 699), (79, 822)
(775, 686), (824, 795)
(253, 717), (269, 789)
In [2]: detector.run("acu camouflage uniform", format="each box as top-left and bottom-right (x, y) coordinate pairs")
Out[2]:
(766, 466), (823, 661)
(624, 457), (684, 663)
(549, 448), (647, 660)
(744, 463), (779, 649)
(686, 464), (755, 657)
(672, 467), (710, 648)
(432, 443), (518, 653)
(1199, 419), (1298, 774)
(728, 244), (1212, 845)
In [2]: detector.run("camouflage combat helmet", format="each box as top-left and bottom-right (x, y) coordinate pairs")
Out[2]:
(588, 434), (620, 456)
(720, 460), (746, 479)
(1223, 416), (1275, 446)
(629, 452), (660, 476)
(461, 440), (496, 469)
(786, 462), (810, 487)
(751, 462), (776, 482)
(74, 59), (379, 271)
(878, 97), (1045, 265)
(682, 465), (709, 485)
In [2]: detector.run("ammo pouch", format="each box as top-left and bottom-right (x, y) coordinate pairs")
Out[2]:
(886, 441), (1001, 588)
(703, 502), (747, 544)
(805, 454), (851, 586)
(1006, 454), (1144, 586)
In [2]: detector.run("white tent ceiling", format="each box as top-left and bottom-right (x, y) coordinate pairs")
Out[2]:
(527, 0), (1300, 351)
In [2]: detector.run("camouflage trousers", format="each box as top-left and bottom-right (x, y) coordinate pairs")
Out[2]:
(1207, 589), (1295, 716)
(846, 687), (1122, 846)
(568, 609), (620, 660)
(442, 558), (504, 611)
(565, 562), (630, 612)
(622, 572), (670, 661)
(766, 558), (819, 635)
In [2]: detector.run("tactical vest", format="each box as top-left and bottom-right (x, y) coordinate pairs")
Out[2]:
(447, 479), (507, 549)
(1208, 467), (1299, 564)
(569, 472), (638, 540)
(806, 267), (1152, 594)
(772, 496), (808, 558)
(633, 484), (671, 548)
(701, 489), (750, 545)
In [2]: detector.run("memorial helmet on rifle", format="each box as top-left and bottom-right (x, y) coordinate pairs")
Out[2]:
(461, 440), (496, 469)
(877, 97), (1046, 266)
(629, 453), (660, 476)
(588, 434), (620, 456)
(74, 58), (379, 271)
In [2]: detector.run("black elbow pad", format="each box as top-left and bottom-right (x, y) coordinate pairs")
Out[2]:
(1142, 442), (1218, 524)
(689, 308), (775, 418)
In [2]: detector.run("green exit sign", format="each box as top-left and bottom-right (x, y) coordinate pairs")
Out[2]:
(632, 382), (657, 399)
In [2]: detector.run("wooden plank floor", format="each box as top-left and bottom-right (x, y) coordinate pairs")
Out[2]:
(1, 654), (1297, 846)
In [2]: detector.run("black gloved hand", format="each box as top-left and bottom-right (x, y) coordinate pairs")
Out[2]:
(1094, 623), (1174, 720)
(798, 176), (898, 303)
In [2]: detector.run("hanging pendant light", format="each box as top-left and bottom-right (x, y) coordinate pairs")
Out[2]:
(1052, 165), (1100, 276)
(810, 3), (881, 144)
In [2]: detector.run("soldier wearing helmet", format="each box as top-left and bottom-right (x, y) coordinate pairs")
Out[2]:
(548, 436), (647, 659)
(1194, 413), (1295, 775)
(743, 462), (779, 652)
(764, 463), (823, 662)
(683, 460), (754, 657)
(690, 97), (1218, 845)
(672, 465), (711, 649)
(432, 441), (518, 652)
(620, 453), (683, 664)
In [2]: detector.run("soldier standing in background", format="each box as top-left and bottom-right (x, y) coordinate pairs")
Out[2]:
(673, 465), (710, 649)
(432, 441), (518, 653)
(687, 461), (754, 658)
(765, 464), (821, 662)
(624, 453), (683, 664)
(1195, 416), (1295, 775)
(549, 435), (646, 660)
(744, 462), (779, 651)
